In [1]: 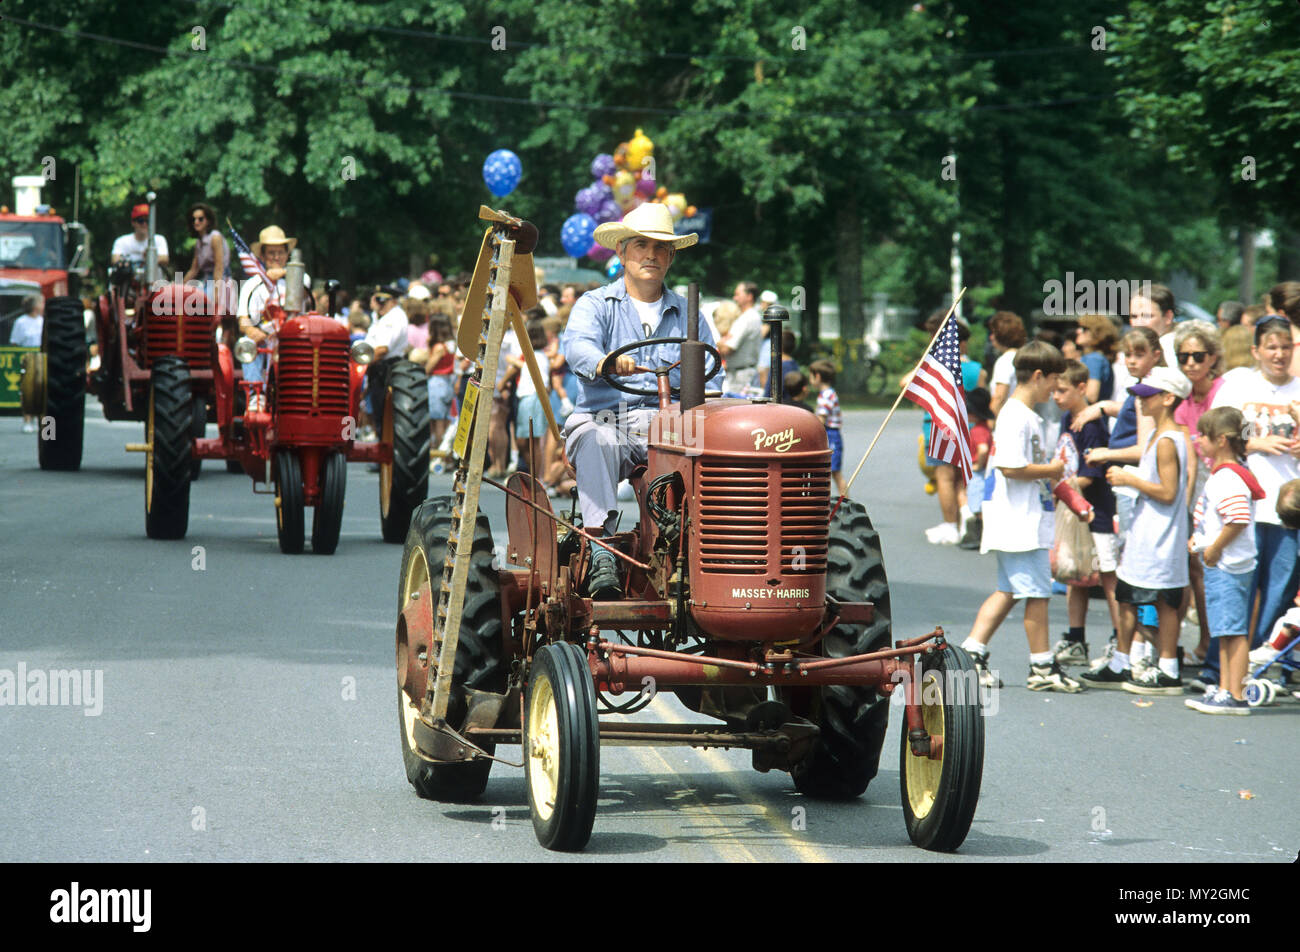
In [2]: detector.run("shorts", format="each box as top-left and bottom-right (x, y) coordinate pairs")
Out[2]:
(967, 471), (986, 513)
(427, 374), (454, 420)
(994, 549), (1053, 599)
(515, 392), (548, 439)
(1115, 578), (1183, 609)
(1091, 531), (1118, 573)
(1203, 566), (1252, 638)
(827, 427), (843, 472)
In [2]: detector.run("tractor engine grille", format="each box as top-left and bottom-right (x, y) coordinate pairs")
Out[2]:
(696, 458), (830, 575)
(276, 335), (350, 417)
(143, 313), (213, 370)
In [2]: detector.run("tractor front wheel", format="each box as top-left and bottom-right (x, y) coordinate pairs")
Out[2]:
(189, 399), (206, 480)
(274, 450), (305, 554)
(37, 296), (87, 471)
(900, 643), (984, 851)
(379, 361), (431, 543)
(311, 451), (347, 555)
(396, 497), (504, 801)
(785, 499), (892, 799)
(144, 356), (194, 540)
(525, 641), (599, 852)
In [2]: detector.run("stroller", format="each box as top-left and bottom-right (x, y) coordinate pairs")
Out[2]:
(1243, 610), (1300, 707)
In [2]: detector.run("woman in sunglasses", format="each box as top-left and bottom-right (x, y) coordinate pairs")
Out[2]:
(184, 201), (229, 316)
(1171, 320), (1225, 666)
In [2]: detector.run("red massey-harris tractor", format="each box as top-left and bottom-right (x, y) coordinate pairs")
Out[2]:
(393, 212), (985, 853)
(21, 193), (220, 490)
(164, 259), (432, 553)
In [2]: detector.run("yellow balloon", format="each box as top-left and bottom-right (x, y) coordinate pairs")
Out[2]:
(626, 128), (655, 172)
(613, 170), (637, 206)
(664, 192), (686, 219)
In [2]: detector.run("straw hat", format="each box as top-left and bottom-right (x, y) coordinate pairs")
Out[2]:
(251, 224), (297, 257)
(593, 202), (697, 251)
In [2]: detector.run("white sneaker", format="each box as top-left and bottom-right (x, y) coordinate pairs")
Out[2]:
(1248, 644), (1281, 668)
(925, 522), (960, 545)
(1088, 641), (1116, 673)
(21, 421), (36, 433)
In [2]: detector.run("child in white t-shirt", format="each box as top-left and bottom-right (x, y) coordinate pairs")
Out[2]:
(1186, 407), (1263, 714)
(961, 341), (1083, 693)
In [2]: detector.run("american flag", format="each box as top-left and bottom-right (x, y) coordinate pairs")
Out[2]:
(903, 315), (972, 481)
(229, 224), (278, 302)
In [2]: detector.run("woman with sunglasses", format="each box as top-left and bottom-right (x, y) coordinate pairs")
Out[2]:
(183, 202), (229, 315)
(1171, 320), (1225, 666)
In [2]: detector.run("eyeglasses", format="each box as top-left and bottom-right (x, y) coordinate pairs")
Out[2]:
(1177, 351), (1209, 364)
(132, 218), (148, 224)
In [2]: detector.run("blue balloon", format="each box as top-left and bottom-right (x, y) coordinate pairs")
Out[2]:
(561, 213), (597, 257)
(482, 149), (522, 198)
(606, 257), (624, 279)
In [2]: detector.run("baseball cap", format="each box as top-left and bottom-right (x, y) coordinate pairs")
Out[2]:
(1128, 366), (1191, 399)
(131, 203), (150, 220)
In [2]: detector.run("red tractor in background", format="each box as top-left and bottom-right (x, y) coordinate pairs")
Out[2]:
(395, 211), (984, 854)
(3, 174), (90, 440)
(19, 191), (224, 482)
(167, 254), (432, 552)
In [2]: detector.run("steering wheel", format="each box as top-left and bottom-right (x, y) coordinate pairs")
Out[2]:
(599, 336), (722, 398)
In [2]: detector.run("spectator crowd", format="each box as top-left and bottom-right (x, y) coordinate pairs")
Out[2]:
(925, 281), (1300, 714)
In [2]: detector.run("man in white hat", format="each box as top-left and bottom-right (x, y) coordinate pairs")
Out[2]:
(236, 224), (309, 410)
(561, 202), (725, 599)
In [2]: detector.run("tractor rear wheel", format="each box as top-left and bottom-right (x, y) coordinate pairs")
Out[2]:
(311, 451), (347, 555)
(397, 496), (504, 801)
(143, 356), (194, 540)
(784, 499), (892, 799)
(274, 450), (305, 554)
(37, 296), (87, 471)
(379, 362), (431, 544)
(901, 643), (984, 851)
(525, 641), (599, 852)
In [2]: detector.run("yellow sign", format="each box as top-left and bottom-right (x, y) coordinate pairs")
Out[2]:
(454, 380), (481, 460)
(0, 345), (38, 412)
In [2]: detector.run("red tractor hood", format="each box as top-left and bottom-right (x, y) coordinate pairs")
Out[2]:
(650, 398), (827, 459)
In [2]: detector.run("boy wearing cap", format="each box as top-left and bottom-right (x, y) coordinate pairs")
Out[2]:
(110, 203), (169, 268)
(1081, 366), (1192, 693)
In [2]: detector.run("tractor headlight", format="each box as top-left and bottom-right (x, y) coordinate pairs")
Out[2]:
(233, 336), (259, 364)
(350, 340), (375, 365)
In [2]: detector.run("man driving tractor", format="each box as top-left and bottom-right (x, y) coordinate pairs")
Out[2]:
(561, 202), (725, 599)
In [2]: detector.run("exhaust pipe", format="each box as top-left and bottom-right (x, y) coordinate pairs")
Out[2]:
(679, 282), (705, 412)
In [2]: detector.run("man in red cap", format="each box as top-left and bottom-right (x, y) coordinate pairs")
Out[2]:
(110, 203), (170, 268)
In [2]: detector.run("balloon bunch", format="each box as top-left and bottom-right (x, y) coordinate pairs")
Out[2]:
(560, 129), (697, 274)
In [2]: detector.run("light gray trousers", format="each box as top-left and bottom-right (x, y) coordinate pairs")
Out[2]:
(563, 406), (659, 536)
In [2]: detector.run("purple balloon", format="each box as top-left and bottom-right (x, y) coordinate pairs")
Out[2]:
(590, 153), (616, 180)
(595, 198), (621, 223)
(586, 241), (613, 263)
(574, 186), (601, 217)
(635, 175), (656, 198)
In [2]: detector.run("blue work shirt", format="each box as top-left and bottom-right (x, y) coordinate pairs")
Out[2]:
(562, 278), (726, 413)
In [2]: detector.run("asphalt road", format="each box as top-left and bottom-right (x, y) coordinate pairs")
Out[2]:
(0, 405), (1295, 863)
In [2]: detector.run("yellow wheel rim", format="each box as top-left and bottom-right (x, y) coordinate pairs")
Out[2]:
(527, 671), (560, 823)
(379, 390), (394, 517)
(398, 545), (431, 750)
(905, 670), (945, 819)
(144, 389), (155, 512)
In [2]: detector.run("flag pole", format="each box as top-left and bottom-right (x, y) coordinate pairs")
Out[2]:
(834, 288), (967, 511)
